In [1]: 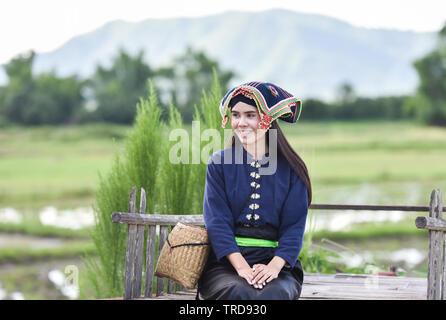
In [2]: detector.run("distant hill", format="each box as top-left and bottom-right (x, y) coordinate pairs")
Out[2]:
(1, 9), (437, 100)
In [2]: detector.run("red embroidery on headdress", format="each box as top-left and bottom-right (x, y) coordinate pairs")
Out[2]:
(259, 114), (272, 130)
(233, 88), (254, 99)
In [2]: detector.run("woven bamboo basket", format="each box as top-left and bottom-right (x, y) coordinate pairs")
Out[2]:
(155, 222), (211, 289)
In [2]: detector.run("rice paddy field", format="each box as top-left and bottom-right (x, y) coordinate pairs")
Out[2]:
(0, 120), (445, 299)
(1, 120), (445, 210)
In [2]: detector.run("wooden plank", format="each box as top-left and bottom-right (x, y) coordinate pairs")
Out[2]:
(144, 225), (156, 298)
(167, 280), (175, 294)
(130, 184), (147, 299)
(415, 216), (446, 232)
(167, 225), (175, 294)
(428, 190), (442, 300)
(304, 273), (426, 287)
(123, 187), (137, 300)
(301, 274), (426, 300)
(132, 225), (145, 298)
(136, 290), (196, 300)
(112, 204), (446, 227)
(128, 187), (137, 213)
(437, 189), (445, 300)
(139, 188), (146, 215)
(112, 213), (205, 226)
(124, 224), (136, 300)
(178, 284), (186, 292)
(138, 273), (427, 300)
(309, 204), (434, 212)
(156, 226), (169, 296)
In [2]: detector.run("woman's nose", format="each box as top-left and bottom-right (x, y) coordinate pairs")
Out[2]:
(238, 116), (248, 126)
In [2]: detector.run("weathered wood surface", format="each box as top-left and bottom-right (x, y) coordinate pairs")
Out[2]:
(136, 273), (427, 300)
(157, 226), (169, 296)
(415, 216), (446, 232)
(144, 225), (156, 298)
(112, 212), (205, 226)
(124, 187), (137, 300)
(167, 225), (176, 294)
(441, 191), (446, 300)
(310, 204), (440, 212)
(112, 202), (446, 226)
(427, 190), (443, 300)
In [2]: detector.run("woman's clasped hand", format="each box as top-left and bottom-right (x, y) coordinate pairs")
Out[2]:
(251, 263), (281, 289)
(235, 263), (281, 289)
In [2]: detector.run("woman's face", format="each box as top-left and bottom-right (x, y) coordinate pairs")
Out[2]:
(231, 101), (267, 146)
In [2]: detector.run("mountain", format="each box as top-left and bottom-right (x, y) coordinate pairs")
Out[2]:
(1, 9), (438, 100)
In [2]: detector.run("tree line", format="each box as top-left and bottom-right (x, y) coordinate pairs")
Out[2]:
(0, 47), (234, 126)
(0, 22), (445, 127)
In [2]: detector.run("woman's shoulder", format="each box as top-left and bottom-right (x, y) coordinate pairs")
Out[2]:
(207, 148), (232, 165)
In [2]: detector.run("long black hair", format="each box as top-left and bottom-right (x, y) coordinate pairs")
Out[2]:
(227, 120), (312, 205)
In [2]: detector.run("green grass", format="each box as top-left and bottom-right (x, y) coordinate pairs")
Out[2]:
(0, 124), (129, 210)
(0, 241), (96, 264)
(0, 222), (92, 239)
(1, 121), (445, 209)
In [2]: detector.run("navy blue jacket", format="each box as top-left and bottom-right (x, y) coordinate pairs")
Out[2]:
(202, 146), (308, 268)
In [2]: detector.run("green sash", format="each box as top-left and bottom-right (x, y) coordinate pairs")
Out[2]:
(235, 236), (278, 248)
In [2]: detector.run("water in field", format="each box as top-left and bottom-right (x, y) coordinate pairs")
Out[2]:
(310, 235), (429, 278)
(0, 257), (84, 300)
(0, 206), (95, 229)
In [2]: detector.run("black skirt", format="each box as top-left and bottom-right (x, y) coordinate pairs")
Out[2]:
(196, 224), (304, 300)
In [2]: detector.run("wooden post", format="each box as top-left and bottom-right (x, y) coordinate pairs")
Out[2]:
(437, 190), (445, 300)
(132, 188), (146, 299)
(427, 190), (442, 300)
(167, 225), (175, 294)
(124, 187), (137, 300)
(144, 224), (156, 298)
(157, 226), (169, 296)
(178, 284), (186, 292)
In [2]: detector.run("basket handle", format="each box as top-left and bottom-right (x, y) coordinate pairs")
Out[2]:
(166, 238), (210, 249)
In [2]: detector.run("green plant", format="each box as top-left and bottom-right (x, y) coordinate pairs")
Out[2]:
(81, 80), (164, 298)
(81, 74), (225, 298)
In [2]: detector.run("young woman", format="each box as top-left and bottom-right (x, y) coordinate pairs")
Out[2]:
(196, 81), (312, 300)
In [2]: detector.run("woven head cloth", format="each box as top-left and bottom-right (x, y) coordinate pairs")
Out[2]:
(219, 81), (302, 130)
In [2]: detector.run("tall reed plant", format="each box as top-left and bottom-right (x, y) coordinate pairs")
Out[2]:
(81, 81), (164, 298)
(81, 75), (226, 298)
(188, 71), (225, 211)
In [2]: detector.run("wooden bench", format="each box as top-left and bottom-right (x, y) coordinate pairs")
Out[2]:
(111, 187), (445, 300)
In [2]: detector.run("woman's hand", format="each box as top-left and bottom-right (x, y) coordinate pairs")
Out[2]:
(252, 256), (286, 289)
(251, 264), (280, 288)
(235, 266), (255, 285)
(226, 252), (254, 285)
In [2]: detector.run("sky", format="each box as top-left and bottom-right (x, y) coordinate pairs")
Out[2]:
(0, 0), (446, 65)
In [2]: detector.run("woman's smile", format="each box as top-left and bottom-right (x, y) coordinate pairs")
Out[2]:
(238, 129), (253, 136)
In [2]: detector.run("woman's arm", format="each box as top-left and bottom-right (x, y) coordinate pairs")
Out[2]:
(226, 252), (254, 285)
(203, 153), (240, 261)
(274, 172), (308, 269)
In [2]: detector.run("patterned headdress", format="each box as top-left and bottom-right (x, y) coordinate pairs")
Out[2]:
(219, 81), (302, 129)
